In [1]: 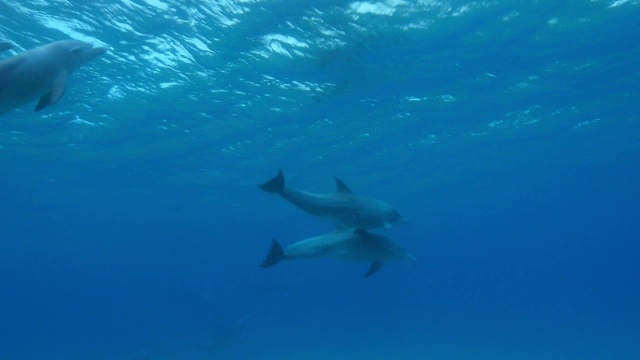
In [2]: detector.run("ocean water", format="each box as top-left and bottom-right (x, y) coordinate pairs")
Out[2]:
(1, 0), (639, 359)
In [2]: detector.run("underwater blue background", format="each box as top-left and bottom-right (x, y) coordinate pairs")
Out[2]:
(1, 0), (639, 359)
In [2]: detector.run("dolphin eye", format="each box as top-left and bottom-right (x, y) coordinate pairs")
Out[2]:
(70, 47), (82, 55)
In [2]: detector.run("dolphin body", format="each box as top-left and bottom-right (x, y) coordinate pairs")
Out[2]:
(260, 170), (408, 230)
(0, 40), (106, 114)
(260, 229), (415, 278)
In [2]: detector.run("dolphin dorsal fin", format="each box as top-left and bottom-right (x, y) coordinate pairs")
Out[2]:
(334, 177), (353, 193)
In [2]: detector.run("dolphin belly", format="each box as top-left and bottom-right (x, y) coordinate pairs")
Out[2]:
(260, 229), (415, 278)
(0, 61), (54, 114)
(284, 233), (344, 259)
(281, 189), (379, 228)
(280, 188), (340, 216)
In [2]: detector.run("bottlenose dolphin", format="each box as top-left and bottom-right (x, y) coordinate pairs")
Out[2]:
(0, 40), (106, 114)
(260, 229), (415, 278)
(260, 170), (408, 230)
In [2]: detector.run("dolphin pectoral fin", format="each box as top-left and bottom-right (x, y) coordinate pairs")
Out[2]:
(260, 239), (286, 268)
(35, 92), (53, 111)
(364, 261), (383, 278)
(50, 71), (68, 104)
(35, 72), (67, 112)
(383, 221), (392, 228)
(334, 177), (353, 193)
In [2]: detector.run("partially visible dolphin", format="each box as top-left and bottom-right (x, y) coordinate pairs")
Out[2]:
(0, 40), (106, 114)
(260, 229), (415, 278)
(0, 42), (14, 52)
(197, 314), (254, 352)
(260, 170), (408, 230)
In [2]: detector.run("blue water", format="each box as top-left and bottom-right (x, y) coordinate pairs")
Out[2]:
(1, 1), (639, 359)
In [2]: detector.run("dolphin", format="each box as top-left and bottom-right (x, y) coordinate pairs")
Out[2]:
(260, 229), (415, 278)
(0, 40), (106, 114)
(0, 42), (14, 52)
(260, 170), (408, 230)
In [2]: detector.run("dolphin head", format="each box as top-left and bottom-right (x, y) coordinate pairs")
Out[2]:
(388, 209), (409, 226)
(352, 230), (415, 262)
(374, 207), (409, 229)
(48, 40), (106, 70)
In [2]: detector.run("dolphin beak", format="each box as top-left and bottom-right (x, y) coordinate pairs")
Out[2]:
(90, 46), (107, 58)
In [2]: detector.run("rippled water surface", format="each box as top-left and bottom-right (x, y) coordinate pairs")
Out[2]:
(1, 1), (639, 359)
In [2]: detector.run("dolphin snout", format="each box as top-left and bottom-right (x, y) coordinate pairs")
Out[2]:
(89, 46), (107, 57)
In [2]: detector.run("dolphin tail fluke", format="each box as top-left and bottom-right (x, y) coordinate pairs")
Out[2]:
(260, 239), (286, 268)
(364, 261), (383, 278)
(259, 170), (285, 194)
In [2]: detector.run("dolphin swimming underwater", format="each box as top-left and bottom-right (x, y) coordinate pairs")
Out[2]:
(197, 314), (254, 353)
(260, 229), (415, 278)
(260, 170), (408, 230)
(0, 40), (106, 114)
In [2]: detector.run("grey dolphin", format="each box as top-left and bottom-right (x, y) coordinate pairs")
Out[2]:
(0, 42), (14, 52)
(260, 229), (415, 278)
(0, 40), (106, 114)
(260, 170), (408, 230)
